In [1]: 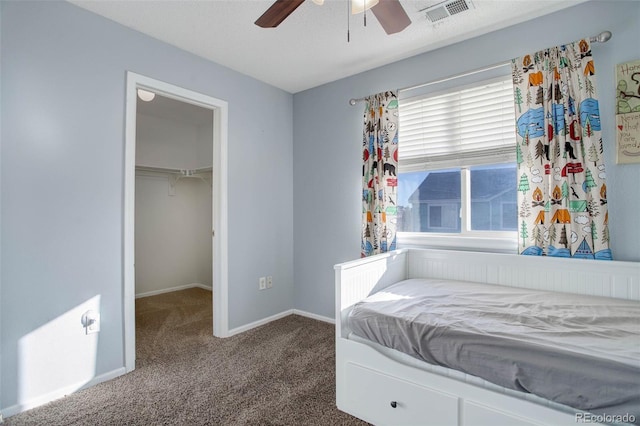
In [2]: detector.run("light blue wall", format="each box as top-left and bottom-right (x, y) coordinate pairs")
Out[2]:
(293, 0), (640, 318)
(0, 0), (293, 411)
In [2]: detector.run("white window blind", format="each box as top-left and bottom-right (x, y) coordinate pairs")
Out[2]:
(399, 77), (516, 172)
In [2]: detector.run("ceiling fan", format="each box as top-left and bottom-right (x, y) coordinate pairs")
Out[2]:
(255, 0), (411, 35)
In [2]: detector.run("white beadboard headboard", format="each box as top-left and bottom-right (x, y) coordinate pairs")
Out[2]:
(406, 249), (640, 301)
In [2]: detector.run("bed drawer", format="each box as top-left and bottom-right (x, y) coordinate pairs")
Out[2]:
(462, 400), (542, 426)
(345, 362), (459, 426)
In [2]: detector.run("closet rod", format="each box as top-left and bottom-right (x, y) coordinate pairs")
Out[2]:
(135, 165), (213, 174)
(348, 30), (612, 106)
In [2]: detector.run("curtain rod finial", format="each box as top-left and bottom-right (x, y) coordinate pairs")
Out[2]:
(349, 98), (357, 106)
(592, 30), (612, 43)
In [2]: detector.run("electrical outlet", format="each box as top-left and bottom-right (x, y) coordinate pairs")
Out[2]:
(266, 276), (273, 289)
(82, 310), (100, 335)
(259, 277), (266, 290)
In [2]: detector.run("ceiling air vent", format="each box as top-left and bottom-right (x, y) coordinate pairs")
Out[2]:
(423, 0), (474, 22)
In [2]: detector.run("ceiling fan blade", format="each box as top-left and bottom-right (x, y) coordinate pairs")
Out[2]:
(371, 0), (411, 35)
(255, 0), (305, 28)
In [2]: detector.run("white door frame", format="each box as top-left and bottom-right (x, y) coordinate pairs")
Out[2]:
(124, 72), (229, 372)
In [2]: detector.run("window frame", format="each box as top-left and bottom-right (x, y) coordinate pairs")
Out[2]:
(397, 166), (517, 253)
(396, 71), (518, 254)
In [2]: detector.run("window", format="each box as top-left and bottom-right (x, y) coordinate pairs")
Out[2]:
(397, 75), (517, 252)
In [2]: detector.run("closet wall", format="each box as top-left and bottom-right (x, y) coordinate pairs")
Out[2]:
(135, 97), (213, 297)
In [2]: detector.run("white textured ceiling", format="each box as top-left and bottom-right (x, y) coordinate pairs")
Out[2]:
(69, 0), (586, 93)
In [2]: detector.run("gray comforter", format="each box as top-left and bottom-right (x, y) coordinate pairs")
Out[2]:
(348, 278), (640, 422)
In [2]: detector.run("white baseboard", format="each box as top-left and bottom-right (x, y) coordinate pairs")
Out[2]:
(293, 309), (335, 324)
(227, 309), (293, 336)
(1, 367), (126, 419)
(135, 283), (212, 299)
(227, 308), (335, 337)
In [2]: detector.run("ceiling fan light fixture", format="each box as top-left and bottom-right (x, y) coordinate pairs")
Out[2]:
(351, 0), (379, 15)
(137, 89), (156, 102)
(311, 0), (324, 5)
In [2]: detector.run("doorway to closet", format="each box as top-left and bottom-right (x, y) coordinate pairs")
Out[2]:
(124, 73), (229, 373)
(135, 92), (213, 357)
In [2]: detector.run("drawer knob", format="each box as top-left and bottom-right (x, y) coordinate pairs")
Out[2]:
(390, 401), (397, 408)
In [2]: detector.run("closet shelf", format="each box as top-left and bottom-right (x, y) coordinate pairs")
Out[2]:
(135, 165), (212, 174)
(135, 165), (212, 195)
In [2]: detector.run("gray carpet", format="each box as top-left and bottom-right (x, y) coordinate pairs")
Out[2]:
(6, 288), (368, 425)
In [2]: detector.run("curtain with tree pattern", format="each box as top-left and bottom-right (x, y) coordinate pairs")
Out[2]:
(361, 91), (399, 257)
(512, 39), (612, 259)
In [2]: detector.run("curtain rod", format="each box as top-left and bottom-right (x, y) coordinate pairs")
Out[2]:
(348, 30), (612, 106)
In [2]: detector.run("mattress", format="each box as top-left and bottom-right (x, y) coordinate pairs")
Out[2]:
(347, 278), (640, 422)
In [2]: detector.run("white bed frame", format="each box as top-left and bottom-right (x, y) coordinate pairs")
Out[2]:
(335, 248), (640, 426)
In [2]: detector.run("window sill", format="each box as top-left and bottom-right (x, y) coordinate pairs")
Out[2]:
(397, 232), (518, 254)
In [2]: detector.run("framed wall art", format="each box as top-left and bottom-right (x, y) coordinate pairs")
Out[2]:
(615, 59), (640, 164)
